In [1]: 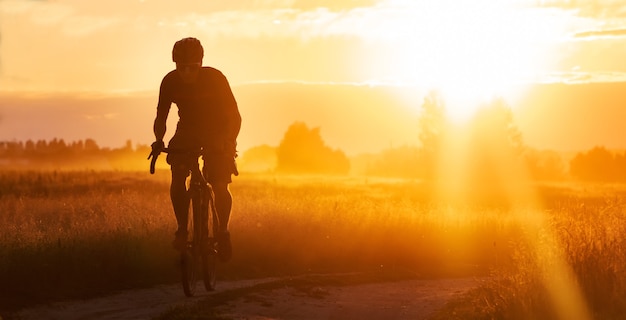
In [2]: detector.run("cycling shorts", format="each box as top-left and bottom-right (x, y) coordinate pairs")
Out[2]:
(167, 152), (237, 184)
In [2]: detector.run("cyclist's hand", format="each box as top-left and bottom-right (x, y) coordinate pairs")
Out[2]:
(147, 140), (165, 160)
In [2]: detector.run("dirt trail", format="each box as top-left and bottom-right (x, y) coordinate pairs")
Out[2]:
(15, 276), (482, 320)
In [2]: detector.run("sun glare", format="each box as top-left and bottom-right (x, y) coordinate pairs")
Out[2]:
(376, 0), (557, 122)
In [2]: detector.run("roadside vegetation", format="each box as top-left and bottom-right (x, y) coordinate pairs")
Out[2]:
(1, 170), (626, 319)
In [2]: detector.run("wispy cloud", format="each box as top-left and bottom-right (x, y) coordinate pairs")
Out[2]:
(542, 70), (626, 84)
(0, 0), (379, 40)
(2, 0), (625, 91)
(538, 0), (626, 18)
(1, 1), (119, 37)
(83, 113), (119, 120)
(286, 0), (378, 11)
(574, 28), (626, 40)
(62, 15), (119, 37)
(28, 2), (73, 25)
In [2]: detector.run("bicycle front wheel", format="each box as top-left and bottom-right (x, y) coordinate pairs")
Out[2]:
(202, 241), (217, 291)
(180, 249), (200, 297)
(202, 188), (218, 291)
(181, 197), (202, 297)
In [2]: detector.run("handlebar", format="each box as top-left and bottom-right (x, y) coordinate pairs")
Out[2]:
(148, 148), (164, 174)
(149, 147), (203, 174)
(149, 147), (234, 175)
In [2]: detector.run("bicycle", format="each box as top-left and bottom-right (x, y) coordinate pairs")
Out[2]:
(149, 147), (218, 296)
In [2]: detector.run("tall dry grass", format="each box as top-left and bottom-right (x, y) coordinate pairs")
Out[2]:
(431, 185), (626, 319)
(2, 171), (625, 319)
(0, 170), (178, 312)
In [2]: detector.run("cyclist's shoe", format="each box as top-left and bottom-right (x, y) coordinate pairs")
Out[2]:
(172, 231), (188, 252)
(217, 231), (232, 262)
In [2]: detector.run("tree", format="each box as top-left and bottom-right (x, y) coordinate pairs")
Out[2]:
(366, 145), (422, 178)
(468, 98), (524, 156)
(418, 90), (447, 154)
(84, 139), (100, 154)
(238, 144), (277, 173)
(417, 90), (447, 179)
(570, 146), (617, 181)
(464, 97), (527, 197)
(523, 148), (566, 181)
(276, 122), (349, 174)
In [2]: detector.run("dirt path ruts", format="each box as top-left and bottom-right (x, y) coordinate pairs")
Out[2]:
(15, 275), (482, 320)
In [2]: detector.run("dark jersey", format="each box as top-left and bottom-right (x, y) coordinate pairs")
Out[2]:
(157, 66), (241, 150)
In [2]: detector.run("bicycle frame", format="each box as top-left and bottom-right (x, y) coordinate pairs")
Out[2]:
(149, 147), (219, 295)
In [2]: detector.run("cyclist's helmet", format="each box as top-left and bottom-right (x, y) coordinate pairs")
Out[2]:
(172, 37), (204, 63)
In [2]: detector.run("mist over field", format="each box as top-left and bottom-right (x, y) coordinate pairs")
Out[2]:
(1, 81), (626, 156)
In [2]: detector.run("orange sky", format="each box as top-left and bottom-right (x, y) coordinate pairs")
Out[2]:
(2, 0), (625, 92)
(1, 0), (626, 153)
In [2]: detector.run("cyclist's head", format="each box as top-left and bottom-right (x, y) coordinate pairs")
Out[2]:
(173, 37), (203, 84)
(172, 37), (204, 64)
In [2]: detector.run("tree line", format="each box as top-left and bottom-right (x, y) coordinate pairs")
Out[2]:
(0, 92), (624, 181)
(0, 139), (150, 170)
(238, 91), (626, 183)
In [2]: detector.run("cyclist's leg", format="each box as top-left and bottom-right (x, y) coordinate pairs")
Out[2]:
(203, 154), (235, 232)
(212, 182), (232, 233)
(171, 166), (190, 234)
(203, 154), (236, 261)
(168, 153), (191, 248)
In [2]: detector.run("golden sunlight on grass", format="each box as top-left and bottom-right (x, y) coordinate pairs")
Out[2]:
(2, 169), (626, 318)
(434, 101), (591, 320)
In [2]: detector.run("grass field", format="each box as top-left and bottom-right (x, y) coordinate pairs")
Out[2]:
(1, 170), (625, 319)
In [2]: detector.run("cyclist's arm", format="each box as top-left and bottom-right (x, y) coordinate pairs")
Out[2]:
(154, 106), (169, 142)
(218, 72), (241, 152)
(154, 77), (173, 142)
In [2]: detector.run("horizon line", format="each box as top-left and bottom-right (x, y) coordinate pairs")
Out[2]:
(2, 73), (626, 96)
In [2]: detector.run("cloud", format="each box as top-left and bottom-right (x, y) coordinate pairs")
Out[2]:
(28, 2), (73, 25)
(574, 28), (626, 40)
(542, 71), (626, 84)
(538, 0), (626, 19)
(152, 7), (366, 40)
(288, 0), (378, 11)
(0, 0), (38, 14)
(1, 0), (381, 41)
(62, 15), (119, 37)
(1, 1), (119, 37)
(83, 113), (119, 120)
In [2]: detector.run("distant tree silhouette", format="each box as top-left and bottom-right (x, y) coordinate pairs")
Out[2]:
(238, 144), (277, 173)
(523, 148), (566, 181)
(464, 98), (527, 196)
(36, 140), (47, 152)
(123, 140), (133, 152)
(570, 146), (621, 181)
(24, 140), (35, 155)
(417, 90), (447, 179)
(84, 139), (100, 154)
(1, 141), (23, 157)
(276, 122), (349, 174)
(70, 140), (84, 154)
(0, 138), (151, 170)
(365, 145), (422, 178)
(615, 152), (626, 181)
(469, 98), (524, 156)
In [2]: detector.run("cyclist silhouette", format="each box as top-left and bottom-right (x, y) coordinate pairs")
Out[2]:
(151, 37), (241, 262)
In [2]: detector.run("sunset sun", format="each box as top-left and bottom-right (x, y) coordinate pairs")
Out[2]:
(375, 0), (558, 122)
